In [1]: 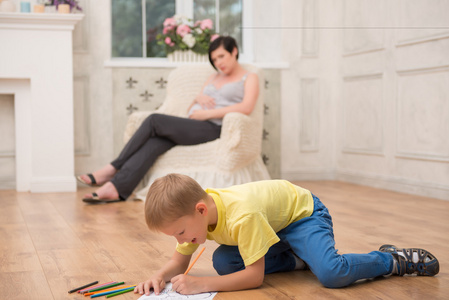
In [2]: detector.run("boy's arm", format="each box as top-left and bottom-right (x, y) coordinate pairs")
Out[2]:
(171, 256), (265, 295)
(135, 250), (192, 296)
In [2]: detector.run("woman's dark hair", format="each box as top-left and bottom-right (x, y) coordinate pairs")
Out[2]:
(208, 36), (239, 69)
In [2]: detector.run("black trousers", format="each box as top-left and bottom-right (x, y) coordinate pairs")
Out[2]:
(110, 113), (222, 199)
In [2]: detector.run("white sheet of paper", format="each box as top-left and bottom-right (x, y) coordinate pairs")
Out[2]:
(137, 282), (217, 300)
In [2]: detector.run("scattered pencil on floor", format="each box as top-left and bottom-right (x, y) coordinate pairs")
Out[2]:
(87, 282), (125, 293)
(106, 287), (135, 298)
(68, 281), (99, 293)
(80, 281), (116, 294)
(87, 285), (136, 297)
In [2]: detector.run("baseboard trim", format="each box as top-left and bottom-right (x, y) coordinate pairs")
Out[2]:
(336, 170), (449, 201)
(281, 169), (449, 201)
(281, 170), (336, 181)
(0, 181), (16, 190)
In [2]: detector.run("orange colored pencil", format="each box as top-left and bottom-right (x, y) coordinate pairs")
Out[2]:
(184, 247), (206, 275)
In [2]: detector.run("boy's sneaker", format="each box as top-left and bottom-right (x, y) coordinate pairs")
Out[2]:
(379, 244), (439, 276)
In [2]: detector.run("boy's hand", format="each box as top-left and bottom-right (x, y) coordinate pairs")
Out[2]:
(171, 274), (205, 295)
(134, 276), (166, 296)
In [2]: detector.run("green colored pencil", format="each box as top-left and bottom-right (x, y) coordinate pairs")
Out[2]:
(88, 282), (125, 292)
(106, 287), (134, 298)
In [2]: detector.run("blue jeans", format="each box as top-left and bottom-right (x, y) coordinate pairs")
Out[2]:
(212, 195), (394, 288)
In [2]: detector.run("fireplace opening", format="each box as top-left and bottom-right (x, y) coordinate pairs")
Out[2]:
(0, 94), (16, 189)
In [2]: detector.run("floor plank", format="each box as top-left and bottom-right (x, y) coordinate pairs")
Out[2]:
(0, 271), (53, 300)
(0, 181), (448, 299)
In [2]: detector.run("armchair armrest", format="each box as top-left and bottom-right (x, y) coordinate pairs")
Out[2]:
(217, 112), (263, 171)
(123, 111), (155, 143)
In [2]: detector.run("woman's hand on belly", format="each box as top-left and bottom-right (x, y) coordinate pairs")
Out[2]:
(195, 94), (216, 109)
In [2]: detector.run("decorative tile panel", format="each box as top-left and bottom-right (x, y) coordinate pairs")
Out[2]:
(262, 70), (281, 179)
(112, 68), (172, 155)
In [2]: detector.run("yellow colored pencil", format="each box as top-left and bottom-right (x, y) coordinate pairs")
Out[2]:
(184, 247), (206, 275)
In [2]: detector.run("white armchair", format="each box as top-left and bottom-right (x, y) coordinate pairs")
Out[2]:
(124, 64), (270, 200)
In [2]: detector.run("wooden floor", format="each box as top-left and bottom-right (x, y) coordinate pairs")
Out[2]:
(1, 181), (448, 300)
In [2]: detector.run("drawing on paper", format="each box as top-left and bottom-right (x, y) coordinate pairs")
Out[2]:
(137, 282), (217, 300)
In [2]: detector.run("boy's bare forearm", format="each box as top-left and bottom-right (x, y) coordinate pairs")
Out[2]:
(201, 258), (265, 292)
(170, 257), (264, 295)
(158, 252), (192, 281)
(201, 267), (264, 292)
(156, 260), (186, 281)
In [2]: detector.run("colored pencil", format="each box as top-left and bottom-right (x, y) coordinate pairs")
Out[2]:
(106, 287), (135, 298)
(86, 284), (136, 296)
(68, 281), (99, 293)
(80, 281), (116, 293)
(184, 247), (206, 275)
(90, 287), (134, 298)
(87, 282), (125, 292)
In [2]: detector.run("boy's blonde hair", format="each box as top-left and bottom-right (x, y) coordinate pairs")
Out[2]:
(145, 173), (208, 231)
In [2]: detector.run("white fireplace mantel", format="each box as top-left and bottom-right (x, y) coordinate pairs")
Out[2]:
(0, 13), (84, 192)
(0, 12), (82, 29)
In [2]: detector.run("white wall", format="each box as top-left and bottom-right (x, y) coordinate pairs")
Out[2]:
(279, 0), (449, 200)
(72, 0), (115, 177)
(280, 0), (340, 181)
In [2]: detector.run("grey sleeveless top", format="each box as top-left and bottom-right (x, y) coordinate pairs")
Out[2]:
(188, 73), (249, 125)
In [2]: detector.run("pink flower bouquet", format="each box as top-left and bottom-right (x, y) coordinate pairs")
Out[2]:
(157, 15), (217, 55)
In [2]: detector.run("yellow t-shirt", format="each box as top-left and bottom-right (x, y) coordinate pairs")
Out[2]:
(176, 180), (314, 266)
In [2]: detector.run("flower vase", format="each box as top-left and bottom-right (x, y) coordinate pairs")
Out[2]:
(167, 50), (208, 63)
